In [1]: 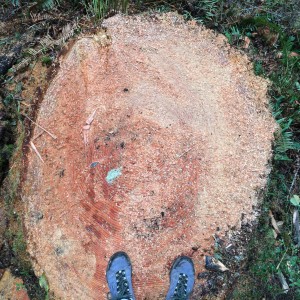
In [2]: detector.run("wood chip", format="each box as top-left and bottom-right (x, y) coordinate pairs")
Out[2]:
(83, 124), (91, 130)
(85, 109), (97, 125)
(30, 141), (44, 163)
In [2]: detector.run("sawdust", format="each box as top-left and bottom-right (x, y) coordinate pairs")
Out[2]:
(22, 13), (276, 299)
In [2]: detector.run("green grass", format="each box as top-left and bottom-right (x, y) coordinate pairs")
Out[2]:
(41, 56), (53, 66)
(89, 0), (128, 18)
(7, 0), (129, 19)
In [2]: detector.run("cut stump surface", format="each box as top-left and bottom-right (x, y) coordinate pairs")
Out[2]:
(23, 14), (275, 299)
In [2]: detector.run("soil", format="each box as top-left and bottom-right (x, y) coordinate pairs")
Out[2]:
(21, 13), (276, 299)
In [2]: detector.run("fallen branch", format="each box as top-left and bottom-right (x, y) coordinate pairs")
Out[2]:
(30, 141), (44, 163)
(24, 114), (57, 140)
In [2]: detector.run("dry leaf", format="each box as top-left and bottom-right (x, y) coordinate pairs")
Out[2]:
(269, 210), (281, 234)
(258, 27), (279, 45)
(205, 256), (229, 272)
(289, 52), (299, 57)
(243, 36), (251, 49)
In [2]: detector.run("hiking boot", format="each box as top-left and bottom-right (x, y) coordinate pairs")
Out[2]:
(106, 252), (136, 300)
(166, 256), (195, 300)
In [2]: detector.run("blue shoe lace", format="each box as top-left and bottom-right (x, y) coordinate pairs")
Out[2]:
(171, 273), (189, 300)
(112, 270), (134, 300)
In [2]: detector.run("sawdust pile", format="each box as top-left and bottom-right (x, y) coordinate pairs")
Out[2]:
(22, 13), (276, 299)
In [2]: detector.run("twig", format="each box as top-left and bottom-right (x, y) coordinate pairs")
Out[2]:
(276, 249), (287, 270)
(32, 130), (44, 141)
(289, 156), (300, 194)
(30, 141), (44, 163)
(24, 114), (57, 140)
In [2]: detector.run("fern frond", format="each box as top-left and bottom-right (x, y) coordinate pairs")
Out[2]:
(40, 35), (55, 49)
(38, 0), (60, 10)
(11, 58), (32, 73)
(27, 48), (39, 56)
(274, 115), (300, 161)
(11, 0), (20, 6)
(60, 23), (76, 44)
(282, 36), (294, 57)
(30, 12), (53, 22)
(276, 131), (297, 153)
